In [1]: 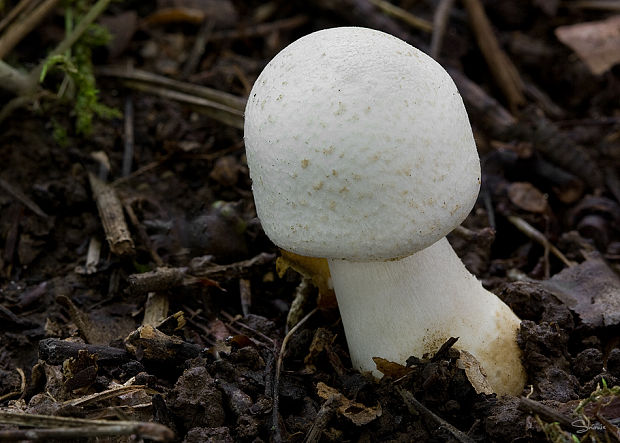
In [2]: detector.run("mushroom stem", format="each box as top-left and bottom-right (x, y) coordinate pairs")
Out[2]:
(328, 237), (526, 396)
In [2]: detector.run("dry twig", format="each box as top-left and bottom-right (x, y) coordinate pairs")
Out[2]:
(462, 0), (525, 112)
(97, 65), (245, 129)
(273, 308), (318, 443)
(398, 387), (475, 443)
(0, 177), (48, 218)
(507, 216), (575, 268)
(430, 0), (456, 59)
(0, 0), (61, 59)
(88, 172), (135, 257)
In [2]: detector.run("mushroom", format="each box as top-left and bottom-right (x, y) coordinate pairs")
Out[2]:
(244, 27), (526, 395)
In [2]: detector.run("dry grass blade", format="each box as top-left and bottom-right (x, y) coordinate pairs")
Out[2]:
(97, 66), (246, 111)
(62, 384), (156, 407)
(0, 0), (39, 33)
(0, 0), (61, 59)
(121, 80), (244, 129)
(462, 0), (525, 112)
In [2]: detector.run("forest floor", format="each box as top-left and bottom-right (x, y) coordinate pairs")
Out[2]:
(0, 0), (620, 442)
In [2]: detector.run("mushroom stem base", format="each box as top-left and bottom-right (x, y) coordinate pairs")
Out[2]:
(328, 237), (526, 396)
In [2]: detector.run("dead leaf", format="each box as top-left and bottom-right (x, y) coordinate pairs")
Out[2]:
(508, 182), (548, 213)
(541, 253), (620, 328)
(373, 357), (413, 379)
(456, 350), (494, 395)
(555, 15), (620, 75)
(62, 350), (98, 392)
(316, 382), (382, 426)
(277, 250), (337, 310)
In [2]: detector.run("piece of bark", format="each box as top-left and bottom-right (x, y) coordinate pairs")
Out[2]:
(88, 172), (135, 256)
(128, 267), (186, 295)
(38, 338), (133, 365)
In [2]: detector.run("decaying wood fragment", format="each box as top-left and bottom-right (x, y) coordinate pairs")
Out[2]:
(129, 267), (187, 295)
(143, 292), (170, 327)
(88, 172), (135, 256)
(124, 324), (202, 362)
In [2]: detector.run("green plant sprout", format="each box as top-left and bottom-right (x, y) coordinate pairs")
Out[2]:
(39, 0), (120, 135)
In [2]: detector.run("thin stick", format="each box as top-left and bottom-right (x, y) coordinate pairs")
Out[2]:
(181, 19), (213, 79)
(507, 216), (575, 267)
(122, 94), (134, 177)
(368, 0), (433, 32)
(272, 308), (318, 442)
(430, 0), (456, 59)
(0, 0), (39, 33)
(397, 387), (475, 443)
(209, 15), (309, 41)
(0, 177), (48, 218)
(462, 0), (525, 112)
(518, 397), (577, 431)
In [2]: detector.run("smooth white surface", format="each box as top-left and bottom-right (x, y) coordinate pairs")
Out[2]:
(329, 237), (526, 396)
(245, 27), (480, 260)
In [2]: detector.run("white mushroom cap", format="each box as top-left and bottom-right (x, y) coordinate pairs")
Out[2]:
(244, 27), (480, 261)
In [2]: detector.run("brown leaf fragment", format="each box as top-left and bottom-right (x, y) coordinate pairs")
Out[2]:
(62, 350), (98, 392)
(373, 357), (413, 379)
(316, 382), (382, 426)
(277, 250), (337, 310)
(541, 254), (620, 328)
(456, 350), (494, 395)
(508, 182), (548, 213)
(555, 15), (620, 75)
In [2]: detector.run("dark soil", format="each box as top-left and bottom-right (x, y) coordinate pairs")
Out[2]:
(1, 1), (620, 442)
